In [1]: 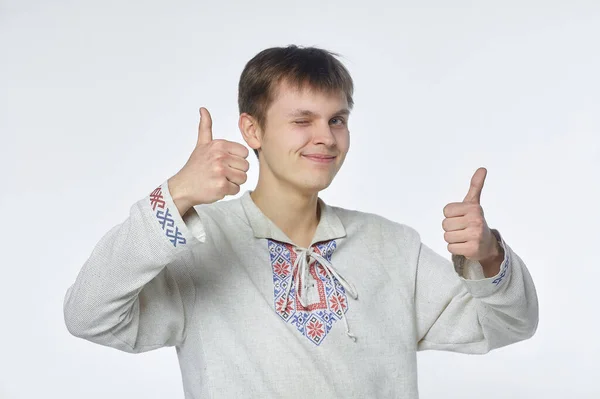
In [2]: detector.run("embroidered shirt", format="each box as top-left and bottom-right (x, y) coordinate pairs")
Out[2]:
(64, 180), (538, 398)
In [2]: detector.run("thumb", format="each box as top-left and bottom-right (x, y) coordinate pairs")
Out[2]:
(463, 167), (487, 204)
(197, 107), (213, 146)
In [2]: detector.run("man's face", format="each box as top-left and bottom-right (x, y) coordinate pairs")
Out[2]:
(258, 81), (350, 195)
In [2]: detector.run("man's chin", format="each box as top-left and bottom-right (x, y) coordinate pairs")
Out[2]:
(296, 178), (334, 195)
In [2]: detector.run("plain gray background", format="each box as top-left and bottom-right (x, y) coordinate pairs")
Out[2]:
(1, 0), (598, 398)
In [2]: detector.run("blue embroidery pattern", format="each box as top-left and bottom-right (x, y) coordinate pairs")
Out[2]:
(269, 240), (350, 346)
(149, 186), (186, 247)
(492, 253), (510, 286)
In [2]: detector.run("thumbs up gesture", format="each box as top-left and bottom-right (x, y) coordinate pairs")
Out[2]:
(442, 167), (502, 264)
(168, 107), (250, 215)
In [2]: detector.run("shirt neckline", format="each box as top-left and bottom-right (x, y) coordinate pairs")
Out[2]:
(239, 191), (347, 247)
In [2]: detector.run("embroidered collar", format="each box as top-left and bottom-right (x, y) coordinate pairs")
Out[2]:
(239, 191), (358, 342)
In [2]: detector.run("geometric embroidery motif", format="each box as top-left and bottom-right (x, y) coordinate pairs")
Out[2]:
(149, 186), (187, 247)
(269, 239), (350, 346)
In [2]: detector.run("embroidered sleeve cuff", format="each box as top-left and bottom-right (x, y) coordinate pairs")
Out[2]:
(453, 229), (512, 298)
(146, 180), (206, 249)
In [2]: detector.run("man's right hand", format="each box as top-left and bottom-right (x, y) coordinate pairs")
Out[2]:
(168, 107), (250, 216)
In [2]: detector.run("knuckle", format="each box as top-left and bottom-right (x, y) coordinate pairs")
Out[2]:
(216, 179), (228, 190)
(210, 143), (226, 155)
(214, 151), (227, 161)
(213, 164), (225, 175)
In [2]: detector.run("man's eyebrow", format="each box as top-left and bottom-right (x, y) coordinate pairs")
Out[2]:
(335, 108), (351, 116)
(287, 108), (351, 117)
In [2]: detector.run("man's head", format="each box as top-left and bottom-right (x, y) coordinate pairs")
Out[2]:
(238, 45), (354, 195)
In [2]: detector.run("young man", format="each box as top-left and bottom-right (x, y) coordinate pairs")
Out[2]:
(64, 45), (538, 398)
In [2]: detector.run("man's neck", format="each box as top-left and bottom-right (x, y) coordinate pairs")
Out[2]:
(250, 179), (320, 249)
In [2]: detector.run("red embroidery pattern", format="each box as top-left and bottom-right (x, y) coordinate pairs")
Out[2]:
(306, 318), (325, 341)
(268, 240), (350, 346)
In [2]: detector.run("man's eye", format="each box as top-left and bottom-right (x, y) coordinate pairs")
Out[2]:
(330, 118), (346, 125)
(294, 120), (309, 125)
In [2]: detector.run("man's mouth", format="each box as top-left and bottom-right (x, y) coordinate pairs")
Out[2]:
(301, 154), (337, 163)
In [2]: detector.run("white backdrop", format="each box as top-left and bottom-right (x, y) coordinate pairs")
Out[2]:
(1, 0), (599, 398)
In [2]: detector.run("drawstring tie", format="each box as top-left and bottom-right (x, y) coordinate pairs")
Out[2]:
(280, 246), (359, 341)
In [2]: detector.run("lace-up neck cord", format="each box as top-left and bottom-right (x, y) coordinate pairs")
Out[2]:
(280, 246), (359, 341)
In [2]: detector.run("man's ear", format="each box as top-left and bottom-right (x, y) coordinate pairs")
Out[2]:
(238, 113), (262, 152)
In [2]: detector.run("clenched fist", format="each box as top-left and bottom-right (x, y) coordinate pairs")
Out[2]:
(168, 107), (250, 215)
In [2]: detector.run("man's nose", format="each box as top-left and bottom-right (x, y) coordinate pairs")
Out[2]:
(312, 123), (336, 146)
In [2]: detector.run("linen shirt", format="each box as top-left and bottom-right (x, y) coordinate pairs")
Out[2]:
(64, 180), (539, 398)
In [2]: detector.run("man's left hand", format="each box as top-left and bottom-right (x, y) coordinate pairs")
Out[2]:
(442, 167), (503, 275)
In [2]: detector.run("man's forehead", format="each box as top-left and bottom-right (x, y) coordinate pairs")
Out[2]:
(272, 81), (350, 116)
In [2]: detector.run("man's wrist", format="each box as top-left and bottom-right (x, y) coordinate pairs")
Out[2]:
(168, 176), (192, 216)
(480, 239), (504, 278)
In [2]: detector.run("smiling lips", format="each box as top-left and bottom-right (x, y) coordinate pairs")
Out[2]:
(302, 154), (337, 163)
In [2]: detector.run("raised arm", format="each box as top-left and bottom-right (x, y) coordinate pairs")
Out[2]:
(415, 168), (538, 353)
(63, 108), (250, 353)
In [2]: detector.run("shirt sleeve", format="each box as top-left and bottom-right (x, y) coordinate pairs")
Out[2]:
(414, 229), (539, 353)
(63, 180), (206, 353)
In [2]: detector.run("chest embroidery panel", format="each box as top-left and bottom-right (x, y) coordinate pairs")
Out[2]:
(268, 240), (350, 346)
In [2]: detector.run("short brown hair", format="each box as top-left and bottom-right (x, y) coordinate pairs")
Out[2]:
(238, 45), (354, 157)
